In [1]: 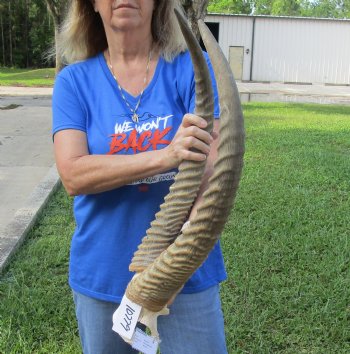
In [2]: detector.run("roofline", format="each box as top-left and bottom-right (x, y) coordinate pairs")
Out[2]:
(206, 12), (350, 23)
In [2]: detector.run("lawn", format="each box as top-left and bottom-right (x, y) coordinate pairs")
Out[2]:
(0, 102), (349, 353)
(0, 67), (55, 87)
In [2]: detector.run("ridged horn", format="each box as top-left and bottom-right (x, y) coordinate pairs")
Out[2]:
(125, 13), (245, 312)
(129, 8), (214, 272)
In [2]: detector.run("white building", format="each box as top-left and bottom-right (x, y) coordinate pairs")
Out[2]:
(205, 14), (350, 85)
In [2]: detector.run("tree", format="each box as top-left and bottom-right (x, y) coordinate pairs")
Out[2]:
(30, 0), (55, 67)
(0, 0), (54, 68)
(207, 0), (350, 18)
(8, 1), (13, 66)
(181, 0), (211, 39)
(45, 0), (67, 71)
(303, 0), (350, 18)
(0, 3), (4, 65)
(208, 0), (253, 14)
(270, 0), (302, 16)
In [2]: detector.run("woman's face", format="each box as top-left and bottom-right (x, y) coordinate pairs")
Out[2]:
(93, 0), (155, 34)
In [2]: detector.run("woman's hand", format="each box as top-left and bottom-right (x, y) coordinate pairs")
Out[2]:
(164, 113), (214, 168)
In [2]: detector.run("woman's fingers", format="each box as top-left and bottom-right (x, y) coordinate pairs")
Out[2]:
(183, 135), (211, 155)
(182, 113), (217, 142)
(165, 114), (214, 167)
(181, 114), (213, 147)
(181, 113), (208, 129)
(184, 125), (213, 146)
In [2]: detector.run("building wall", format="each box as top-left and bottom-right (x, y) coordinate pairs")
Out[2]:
(207, 15), (253, 82)
(206, 14), (350, 85)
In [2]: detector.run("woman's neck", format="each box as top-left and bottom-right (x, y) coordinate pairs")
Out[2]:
(106, 30), (154, 63)
(104, 31), (158, 97)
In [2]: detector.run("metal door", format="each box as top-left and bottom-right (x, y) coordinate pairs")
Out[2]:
(229, 46), (244, 81)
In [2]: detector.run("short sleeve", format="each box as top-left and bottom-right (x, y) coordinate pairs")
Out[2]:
(52, 68), (87, 138)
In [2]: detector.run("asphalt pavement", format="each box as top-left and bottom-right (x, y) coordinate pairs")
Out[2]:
(0, 82), (349, 273)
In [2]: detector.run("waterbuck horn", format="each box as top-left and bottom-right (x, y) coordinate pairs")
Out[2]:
(125, 9), (245, 313)
(129, 8), (214, 273)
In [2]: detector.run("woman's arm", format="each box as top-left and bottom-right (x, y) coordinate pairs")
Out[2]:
(54, 113), (214, 196)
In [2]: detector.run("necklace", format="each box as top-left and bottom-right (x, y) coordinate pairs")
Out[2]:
(107, 47), (153, 123)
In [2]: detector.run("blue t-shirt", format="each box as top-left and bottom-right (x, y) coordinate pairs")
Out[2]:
(52, 51), (227, 303)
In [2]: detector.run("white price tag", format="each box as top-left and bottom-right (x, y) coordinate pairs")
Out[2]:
(131, 328), (159, 354)
(112, 295), (142, 340)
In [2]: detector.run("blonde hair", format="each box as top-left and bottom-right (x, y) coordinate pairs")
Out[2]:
(57, 0), (187, 64)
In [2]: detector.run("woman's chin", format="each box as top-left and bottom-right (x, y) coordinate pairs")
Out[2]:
(111, 18), (143, 32)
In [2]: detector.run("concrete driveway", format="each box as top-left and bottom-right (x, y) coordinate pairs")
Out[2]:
(0, 94), (59, 271)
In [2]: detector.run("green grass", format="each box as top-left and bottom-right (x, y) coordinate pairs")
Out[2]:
(0, 190), (80, 353)
(222, 103), (350, 353)
(0, 67), (55, 87)
(1, 102), (349, 353)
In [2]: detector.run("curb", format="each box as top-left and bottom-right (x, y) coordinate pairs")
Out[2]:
(0, 164), (61, 273)
(0, 86), (53, 96)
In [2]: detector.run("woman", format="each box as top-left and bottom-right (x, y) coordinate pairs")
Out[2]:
(53, 0), (228, 353)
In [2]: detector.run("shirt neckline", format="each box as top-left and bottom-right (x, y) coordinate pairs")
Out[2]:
(99, 52), (164, 103)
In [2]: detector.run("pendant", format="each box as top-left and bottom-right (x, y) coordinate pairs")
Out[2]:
(132, 113), (139, 123)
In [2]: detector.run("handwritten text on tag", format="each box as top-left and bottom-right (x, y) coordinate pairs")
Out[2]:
(112, 295), (142, 340)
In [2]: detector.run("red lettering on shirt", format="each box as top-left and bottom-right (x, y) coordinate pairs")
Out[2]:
(149, 128), (171, 150)
(108, 133), (127, 154)
(107, 128), (171, 155)
(128, 129), (138, 154)
(137, 131), (152, 152)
